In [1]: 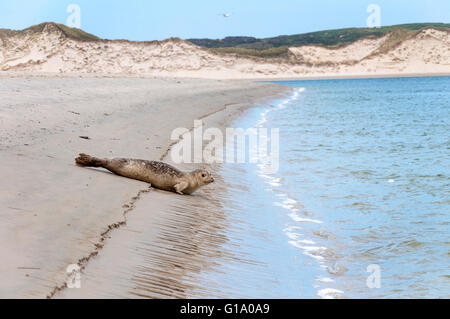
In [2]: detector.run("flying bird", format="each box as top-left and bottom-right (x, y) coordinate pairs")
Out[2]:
(219, 13), (231, 18)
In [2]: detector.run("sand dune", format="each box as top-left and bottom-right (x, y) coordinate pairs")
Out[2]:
(0, 23), (448, 78)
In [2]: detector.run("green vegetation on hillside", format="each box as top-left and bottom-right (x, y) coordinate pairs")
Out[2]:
(27, 22), (100, 41)
(188, 23), (450, 49)
(212, 46), (290, 59)
(189, 23), (450, 59)
(54, 24), (100, 41)
(0, 22), (448, 60)
(370, 28), (419, 56)
(0, 22), (99, 41)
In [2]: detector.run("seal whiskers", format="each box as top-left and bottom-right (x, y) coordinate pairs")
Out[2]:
(75, 153), (214, 195)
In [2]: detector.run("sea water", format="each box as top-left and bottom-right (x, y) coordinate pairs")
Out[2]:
(199, 76), (449, 298)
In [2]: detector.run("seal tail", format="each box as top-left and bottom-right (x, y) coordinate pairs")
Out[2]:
(75, 153), (106, 168)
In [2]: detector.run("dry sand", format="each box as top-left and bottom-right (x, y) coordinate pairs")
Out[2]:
(0, 77), (287, 298)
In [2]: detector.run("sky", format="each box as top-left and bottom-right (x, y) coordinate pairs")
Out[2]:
(0, 0), (448, 41)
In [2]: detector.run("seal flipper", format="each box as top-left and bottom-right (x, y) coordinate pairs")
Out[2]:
(174, 181), (189, 195)
(75, 153), (107, 168)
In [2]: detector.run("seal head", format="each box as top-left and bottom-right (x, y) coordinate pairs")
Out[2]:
(191, 169), (215, 186)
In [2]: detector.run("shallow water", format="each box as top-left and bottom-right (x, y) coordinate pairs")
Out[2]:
(61, 76), (449, 299)
(210, 76), (449, 298)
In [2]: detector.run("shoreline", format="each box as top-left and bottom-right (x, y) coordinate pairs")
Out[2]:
(253, 72), (450, 82)
(53, 90), (290, 299)
(0, 77), (289, 298)
(1, 71), (449, 81)
(55, 87), (293, 299)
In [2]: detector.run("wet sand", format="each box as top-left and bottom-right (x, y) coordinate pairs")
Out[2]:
(0, 77), (287, 298)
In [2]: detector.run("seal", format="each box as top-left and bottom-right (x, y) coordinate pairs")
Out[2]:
(75, 153), (214, 195)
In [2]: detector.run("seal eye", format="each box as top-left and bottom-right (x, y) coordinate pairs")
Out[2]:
(202, 173), (207, 178)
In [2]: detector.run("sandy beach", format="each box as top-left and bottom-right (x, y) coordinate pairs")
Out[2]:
(0, 77), (287, 298)
(1, 16), (448, 301)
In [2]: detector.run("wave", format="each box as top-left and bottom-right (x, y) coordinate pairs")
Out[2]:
(253, 87), (345, 299)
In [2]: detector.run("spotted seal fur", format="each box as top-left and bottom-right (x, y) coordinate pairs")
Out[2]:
(75, 153), (214, 195)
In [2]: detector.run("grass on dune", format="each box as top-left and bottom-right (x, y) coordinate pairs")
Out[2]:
(203, 23), (449, 59)
(0, 22), (100, 41)
(190, 23), (450, 59)
(27, 22), (100, 41)
(212, 46), (290, 59)
(189, 23), (450, 49)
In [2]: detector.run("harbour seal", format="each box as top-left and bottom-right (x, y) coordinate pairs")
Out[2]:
(75, 153), (214, 195)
